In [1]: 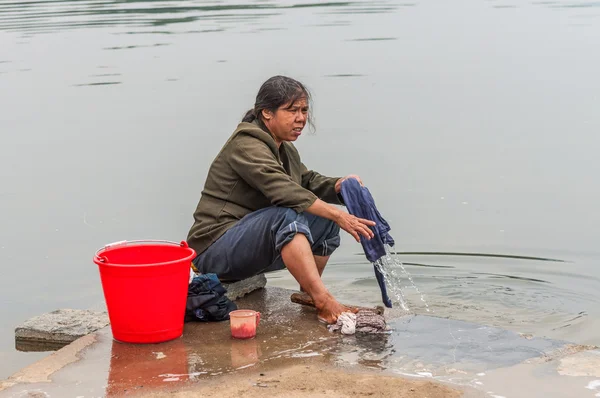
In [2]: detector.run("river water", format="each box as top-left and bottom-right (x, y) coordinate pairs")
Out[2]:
(1, 0), (599, 380)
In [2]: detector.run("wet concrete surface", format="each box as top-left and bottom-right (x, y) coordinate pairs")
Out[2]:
(1, 287), (338, 397)
(334, 315), (565, 374)
(2, 287), (599, 398)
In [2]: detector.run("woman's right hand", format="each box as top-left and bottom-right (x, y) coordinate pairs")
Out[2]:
(335, 211), (376, 243)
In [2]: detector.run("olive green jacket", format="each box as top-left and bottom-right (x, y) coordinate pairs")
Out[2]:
(186, 120), (342, 256)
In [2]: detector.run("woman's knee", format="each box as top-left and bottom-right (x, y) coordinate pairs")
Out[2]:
(263, 207), (312, 252)
(306, 217), (340, 256)
(307, 215), (339, 239)
(276, 206), (304, 223)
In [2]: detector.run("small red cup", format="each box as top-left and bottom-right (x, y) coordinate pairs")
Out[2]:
(229, 310), (261, 339)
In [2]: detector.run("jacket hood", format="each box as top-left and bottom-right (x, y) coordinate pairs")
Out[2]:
(230, 120), (279, 156)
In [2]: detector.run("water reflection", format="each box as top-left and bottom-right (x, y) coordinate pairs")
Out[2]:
(106, 338), (191, 397)
(339, 250), (600, 343)
(90, 73), (121, 77)
(230, 338), (261, 368)
(473, 272), (551, 284)
(333, 315), (566, 377)
(103, 309), (566, 397)
(347, 37), (398, 41)
(402, 262), (455, 269)
(103, 42), (170, 50)
(0, 0), (404, 34)
(548, 2), (600, 8)
(104, 333), (264, 395)
(73, 81), (121, 86)
(325, 73), (365, 77)
(366, 251), (567, 262)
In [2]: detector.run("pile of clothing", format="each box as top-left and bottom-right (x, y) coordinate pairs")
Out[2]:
(185, 270), (237, 322)
(327, 310), (388, 335)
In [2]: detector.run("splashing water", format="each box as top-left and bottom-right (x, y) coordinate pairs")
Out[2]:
(374, 254), (409, 311)
(373, 245), (431, 312)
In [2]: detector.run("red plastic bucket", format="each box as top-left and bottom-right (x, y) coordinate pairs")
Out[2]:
(93, 240), (196, 344)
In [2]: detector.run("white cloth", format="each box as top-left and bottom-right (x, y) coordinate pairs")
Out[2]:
(327, 310), (387, 335)
(329, 312), (357, 335)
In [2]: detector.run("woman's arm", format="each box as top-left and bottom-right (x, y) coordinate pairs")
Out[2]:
(300, 164), (342, 205)
(229, 137), (375, 242)
(305, 198), (375, 243)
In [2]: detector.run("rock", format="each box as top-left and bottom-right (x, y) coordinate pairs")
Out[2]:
(15, 309), (109, 352)
(223, 274), (267, 301)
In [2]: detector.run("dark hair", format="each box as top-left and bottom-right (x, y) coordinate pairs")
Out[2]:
(242, 75), (314, 130)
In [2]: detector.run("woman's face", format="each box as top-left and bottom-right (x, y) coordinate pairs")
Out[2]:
(262, 97), (308, 146)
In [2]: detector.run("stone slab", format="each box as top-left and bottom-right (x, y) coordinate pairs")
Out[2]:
(15, 309), (109, 352)
(223, 273), (267, 301)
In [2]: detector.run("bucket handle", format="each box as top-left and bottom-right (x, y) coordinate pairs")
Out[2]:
(94, 240), (189, 263)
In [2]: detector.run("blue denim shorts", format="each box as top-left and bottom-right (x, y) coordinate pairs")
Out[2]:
(192, 206), (341, 282)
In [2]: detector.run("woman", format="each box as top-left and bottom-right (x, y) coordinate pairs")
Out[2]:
(186, 75), (376, 324)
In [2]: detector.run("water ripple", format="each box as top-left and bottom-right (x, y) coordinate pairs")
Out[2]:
(73, 81), (121, 86)
(549, 1), (600, 8)
(103, 42), (170, 50)
(325, 73), (366, 77)
(360, 251), (567, 263)
(347, 37), (398, 41)
(472, 272), (551, 284)
(0, 0), (403, 34)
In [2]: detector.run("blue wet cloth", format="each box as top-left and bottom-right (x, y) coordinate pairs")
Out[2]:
(340, 178), (394, 308)
(185, 273), (237, 322)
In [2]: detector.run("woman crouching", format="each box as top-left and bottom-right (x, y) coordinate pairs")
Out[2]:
(186, 75), (375, 324)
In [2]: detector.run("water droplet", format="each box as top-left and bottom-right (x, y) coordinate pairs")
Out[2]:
(373, 245), (431, 313)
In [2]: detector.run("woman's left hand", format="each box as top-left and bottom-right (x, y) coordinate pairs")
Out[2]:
(335, 174), (364, 193)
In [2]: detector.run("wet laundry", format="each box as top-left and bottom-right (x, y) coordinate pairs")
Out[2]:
(340, 178), (395, 308)
(328, 310), (388, 335)
(185, 272), (237, 322)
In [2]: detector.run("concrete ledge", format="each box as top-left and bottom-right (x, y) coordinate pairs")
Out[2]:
(15, 309), (109, 352)
(1, 332), (99, 392)
(5, 287), (600, 398)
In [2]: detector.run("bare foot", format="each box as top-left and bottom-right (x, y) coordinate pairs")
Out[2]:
(316, 295), (358, 324)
